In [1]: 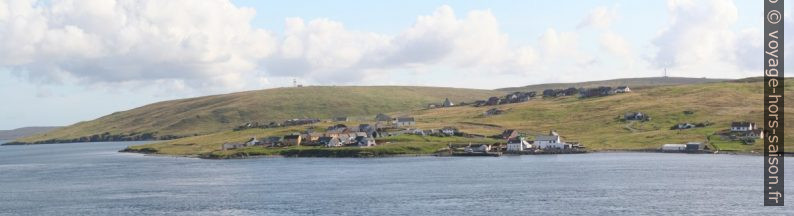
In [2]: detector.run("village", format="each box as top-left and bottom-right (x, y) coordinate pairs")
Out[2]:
(223, 112), (588, 156)
(222, 85), (766, 156)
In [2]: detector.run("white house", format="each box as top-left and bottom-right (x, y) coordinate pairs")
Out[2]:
(245, 136), (259, 146)
(394, 117), (416, 127)
(356, 136), (377, 147)
(731, 122), (756, 132)
(324, 137), (344, 147)
(506, 137), (531, 152)
(464, 144), (491, 153)
(614, 86), (631, 93)
(441, 127), (457, 136)
(535, 131), (565, 149)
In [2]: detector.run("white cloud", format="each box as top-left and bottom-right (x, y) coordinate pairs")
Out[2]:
(0, 0), (276, 91)
(263, 5), (537, 84)
(599, 31), (634, 63)
(577, 6), (618, 30)
(9, 1), (763, 92)
(0, 1), (635, 91)
(650, 0), (759, 77)
(265, 17), (391, 83)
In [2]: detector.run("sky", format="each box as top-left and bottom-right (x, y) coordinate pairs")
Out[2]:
(0, 0), (781, 130)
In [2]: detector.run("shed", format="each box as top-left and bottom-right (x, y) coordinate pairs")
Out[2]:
(685, 142), (703, 151)
(661, 144), (686, 152)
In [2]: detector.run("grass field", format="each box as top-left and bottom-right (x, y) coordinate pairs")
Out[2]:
(497, 76), (728, 93)
(126, 78), (792, 157)
(126, 133), (499, 158)
(16, 86), (499, 143)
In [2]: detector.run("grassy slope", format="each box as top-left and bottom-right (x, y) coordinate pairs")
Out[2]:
(130, 79), (793, 157)
(497, 77), (728, 93)
(17, 86), (499, 143)
(127, 120), (500, 157)
(0, 126), (61, 140)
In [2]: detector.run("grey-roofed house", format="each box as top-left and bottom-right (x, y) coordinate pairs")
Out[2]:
(394, 117), (416, 127)
(731, 122), (756, 132)
(263, 136), (283, 147)
(222, 142), (246, 151)
(355, 136), (377, 147)
(283, 134), (302, 146)
(501, 129), (519, 140)
(535, 131), (564, 149)
(442, 98), (455, 107)
(375, 113), (391, 122)
(624, 112), (649, 121)
(356, 124), (379, 138)
(614, 86), (631, 93)
(441, 127), (458, 136)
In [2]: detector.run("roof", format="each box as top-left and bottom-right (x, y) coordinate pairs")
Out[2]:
(283, 135), (300, 139)
(467, 144), (491, 147)
(617, 86), (629, 89)
(662, 144), (687, 147)
(375, 113), (391, 120)
(731, 122), (754, 127)
(507, 137), (526, 144)
(535, 135), (558, 141)
(443, 98), (454, 106)
(396, 117), (415, 122)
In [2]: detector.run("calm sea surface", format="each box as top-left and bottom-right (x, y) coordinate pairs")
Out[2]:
(0, 141), (792, 215)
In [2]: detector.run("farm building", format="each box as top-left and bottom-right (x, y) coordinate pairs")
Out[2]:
(731, 122), (756, 132)
(535, 131), (565, 149)
(501, 129), (519, 140)
(614, 86), (631, 93)
(375, 113), (391, 122)
(441, 127), (458, 136)
(624, 112), (649, 121)
(222, 142), (246, 151)
(355, 136), (377, 147)
(283, 134), (302, 146)
(464, 144), (492, 153)
(661, 144), (687, 152)
(394, 117), (416, 127)
(685, 142), (704, 151)
(506, 137), (531, 152)
(443, 98), (455, 107)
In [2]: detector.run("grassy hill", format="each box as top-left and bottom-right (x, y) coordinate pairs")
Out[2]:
(14, 86), (500, 144)
(497, 77), (728, 93)
(0, 127), (61, 140)
(127, 78), (793, 157)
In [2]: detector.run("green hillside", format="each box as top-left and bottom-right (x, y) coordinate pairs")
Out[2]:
(498, 77), (728, 93)
(14, 86), (500, 144)
(128, 78), (793, 157)
(0, 126), (61, 140)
